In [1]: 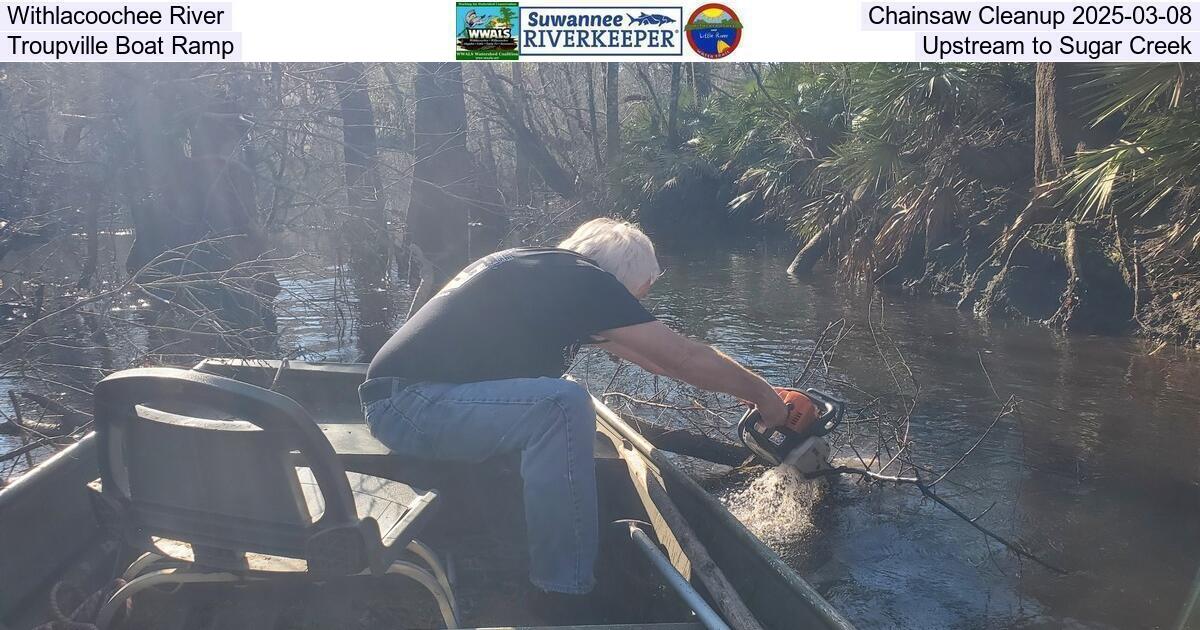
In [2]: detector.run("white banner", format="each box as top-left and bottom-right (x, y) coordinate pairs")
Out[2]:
(0, 0), (1196, 61)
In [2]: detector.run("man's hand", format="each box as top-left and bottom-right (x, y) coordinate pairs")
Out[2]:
(755, 393), (789, 429)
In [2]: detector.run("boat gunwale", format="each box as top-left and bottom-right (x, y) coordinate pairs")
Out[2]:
(591, 396), (856, 630)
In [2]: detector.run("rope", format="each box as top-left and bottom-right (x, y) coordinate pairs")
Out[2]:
(29, 579), (127, 630)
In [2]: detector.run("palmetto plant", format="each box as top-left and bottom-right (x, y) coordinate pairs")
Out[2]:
(1056, 64), (1200, 255)
(804, 64), (1033, 279)
(618, 62), (1035, 278)
(613, 61), (1199, 339)
(714, 65), (851, 220)
(1046, 63), (1200, 340)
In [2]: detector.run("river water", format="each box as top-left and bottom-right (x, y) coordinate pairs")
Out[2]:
(279, 242), (1198, 628)
(3, 239), (1197, 628)
(636, 244), (1200, 630)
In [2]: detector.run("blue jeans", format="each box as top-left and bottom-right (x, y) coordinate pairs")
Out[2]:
(359, 376), (598, 594)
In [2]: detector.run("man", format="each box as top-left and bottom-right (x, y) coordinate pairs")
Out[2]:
(360, 218), (788, 599)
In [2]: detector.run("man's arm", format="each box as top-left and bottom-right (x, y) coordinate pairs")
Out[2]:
(590, 336), (668, 375)
(595, 321), (789, 427)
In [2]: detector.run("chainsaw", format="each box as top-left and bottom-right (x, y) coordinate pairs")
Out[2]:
(737, 388), (845, 474)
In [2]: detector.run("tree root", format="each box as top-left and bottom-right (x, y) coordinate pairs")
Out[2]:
(1049, 222), (1135, 334)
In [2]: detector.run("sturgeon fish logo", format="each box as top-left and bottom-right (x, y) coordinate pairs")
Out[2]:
(464, 9), (493, 29)
(627, 12), (677, 25)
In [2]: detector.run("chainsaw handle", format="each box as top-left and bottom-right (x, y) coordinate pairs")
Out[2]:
(736, 388), (845, 466)
(736, 410), (785, 466)
(741, 388), (844, 436)
(802, 389), (845, 436)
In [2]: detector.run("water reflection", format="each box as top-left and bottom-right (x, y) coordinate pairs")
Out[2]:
(642, 243), (1199, 630)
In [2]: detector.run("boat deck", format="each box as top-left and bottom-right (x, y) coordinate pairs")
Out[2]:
(1, 360), (854, 630)
(107, 457), (692, 629)
(12, 420), (694, 629)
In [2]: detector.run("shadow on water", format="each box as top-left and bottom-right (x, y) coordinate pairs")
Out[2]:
(640, 242), (1199, 630)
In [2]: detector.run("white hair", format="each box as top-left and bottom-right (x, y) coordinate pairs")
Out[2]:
(558, 218), (661, 293)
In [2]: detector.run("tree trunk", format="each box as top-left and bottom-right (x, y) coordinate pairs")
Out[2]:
(1034, 63), (1087, 183)
(787, 207), (852, 276)
(666, 64), (682, 149)
(963, 64), (1093, 314)
(604, 63), (621, 167)
(119, 67), (278, 354)
(690, 63), (712, 104)
(334, 62), (394, 360)
(633, 65), (665, 135)
(512, 64), (533, 206)
(966, 63), (1136, 329)
(380, 64), (414, 151)
(1032, 63), (1118, 183)
(480, 65), (578, 200)
(406, 63), (473, 313)
(472, 116), (510, 255)
(586, 64), (605, 171)
(76, 190), (100, 289)
(1050, 223), (1135, 334)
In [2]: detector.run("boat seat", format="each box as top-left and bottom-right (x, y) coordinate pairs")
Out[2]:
(297, 467), (428, 548)
(86, 367), (461, 629)
(319, 422), (393, 457)
(88, 467), (435, 573)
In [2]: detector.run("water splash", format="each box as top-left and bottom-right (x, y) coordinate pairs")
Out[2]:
(722, 465), (823, 546)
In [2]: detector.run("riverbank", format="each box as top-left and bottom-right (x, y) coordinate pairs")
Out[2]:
(860, 213), (1200, 351)
(616, 63), (1200, 351)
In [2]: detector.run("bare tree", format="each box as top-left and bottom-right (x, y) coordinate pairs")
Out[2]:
(511, 64), (534, 206)
(605, 63), (621, 167)
(477, 64), (579, 199)
(117, 66), (278, 352)
(406, 63), (473, 312)
(334, 62), (394, 360)
(666, 63), (683, 149)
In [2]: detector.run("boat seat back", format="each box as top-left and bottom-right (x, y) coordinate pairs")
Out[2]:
(93, 368), (361, 561)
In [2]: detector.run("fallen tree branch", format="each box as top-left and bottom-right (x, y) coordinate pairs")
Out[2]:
(927, 396), (1015, 488)
(12, 391), (92, 432)
(603, 394), (748, 467)
(792, 318), (846, 388)
(635, 422), (749, 468)
(808, 464), (1067, 574)
(0, 435), (75, 464)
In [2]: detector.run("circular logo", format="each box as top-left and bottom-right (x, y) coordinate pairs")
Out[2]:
(685, 3), (742, 59)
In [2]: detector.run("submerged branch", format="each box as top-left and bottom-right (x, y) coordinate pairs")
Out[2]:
(809, 464), (1067, 575)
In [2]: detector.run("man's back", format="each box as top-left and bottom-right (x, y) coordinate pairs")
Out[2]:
(367, 247), (654, 382)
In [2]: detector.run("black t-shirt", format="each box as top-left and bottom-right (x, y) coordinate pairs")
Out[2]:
(367, 247), (656, 382)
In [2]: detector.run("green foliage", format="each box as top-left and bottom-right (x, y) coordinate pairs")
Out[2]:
(680, 63), (1034, 276)
(609, 82), (712, 218)
(497, 5), (516, 26)
(1055, 64), (1200, 257)
(618, 62), (1197, 286)
(611, 61), (1199, 338)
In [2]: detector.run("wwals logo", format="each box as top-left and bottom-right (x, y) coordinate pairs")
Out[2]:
(456, 2), (519, 60)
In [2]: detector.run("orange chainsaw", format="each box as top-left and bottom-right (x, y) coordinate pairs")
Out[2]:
(737, 387), (844, 472)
